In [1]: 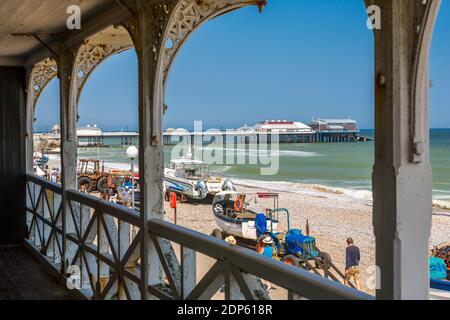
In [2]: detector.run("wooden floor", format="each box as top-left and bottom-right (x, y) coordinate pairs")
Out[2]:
(0, 245), (79, 300)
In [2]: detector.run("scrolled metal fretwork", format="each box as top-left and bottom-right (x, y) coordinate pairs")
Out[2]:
(29, 42), (133, 109)
(29, 58), (58, 110)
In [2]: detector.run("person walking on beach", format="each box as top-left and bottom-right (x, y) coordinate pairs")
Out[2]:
(44, 165), (50, 180)
(344, 237), (361, 290)
(260, 236), (274, 293)
(50, 168), (58, 183)
(121, 186), (132, 208)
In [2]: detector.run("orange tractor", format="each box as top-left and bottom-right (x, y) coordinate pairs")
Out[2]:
(77, 159), (111, 193)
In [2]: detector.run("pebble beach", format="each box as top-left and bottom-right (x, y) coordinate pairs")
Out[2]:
(163, 183), (450, 295)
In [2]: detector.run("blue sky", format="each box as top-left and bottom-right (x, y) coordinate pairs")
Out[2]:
(35, 0), (450, 132)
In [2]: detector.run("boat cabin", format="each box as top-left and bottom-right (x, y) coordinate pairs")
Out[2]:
(169, 158), (209, 178)
(213, 192), (260, 220)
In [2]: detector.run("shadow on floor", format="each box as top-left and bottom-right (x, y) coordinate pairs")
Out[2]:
(0, 245), (79, 300)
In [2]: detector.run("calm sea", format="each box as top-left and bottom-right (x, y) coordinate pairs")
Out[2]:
(77, 129), (450, 201)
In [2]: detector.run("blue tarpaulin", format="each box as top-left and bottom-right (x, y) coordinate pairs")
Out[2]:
(255, 214), (267, 237)
(430, 256), (448, 280)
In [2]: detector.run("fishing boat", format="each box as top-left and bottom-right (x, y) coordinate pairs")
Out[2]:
(163, 157), (235, 200)
(212, 191), (279, 240)
(430, 279), (450, 300)
(33, 152), (49, 166)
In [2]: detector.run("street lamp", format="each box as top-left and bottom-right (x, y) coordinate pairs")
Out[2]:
(126, 146), (139, 212)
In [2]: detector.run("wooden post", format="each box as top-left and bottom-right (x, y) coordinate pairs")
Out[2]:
(369, 0), (440, 299)
(0, 67), (27, 245)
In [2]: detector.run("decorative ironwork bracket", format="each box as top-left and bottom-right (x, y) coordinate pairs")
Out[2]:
(410, 0), (441, 163)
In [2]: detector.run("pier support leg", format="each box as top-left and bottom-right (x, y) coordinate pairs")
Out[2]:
(369, 0), (440, 300)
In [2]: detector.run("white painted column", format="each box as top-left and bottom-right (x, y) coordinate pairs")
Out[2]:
(57, 44), (80, 272)
(133, 1), (177, 297)
(371, 0), (439, 300)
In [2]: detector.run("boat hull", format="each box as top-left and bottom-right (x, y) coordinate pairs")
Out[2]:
(163, 176), (206, 200)
(213, 210), (278, 240)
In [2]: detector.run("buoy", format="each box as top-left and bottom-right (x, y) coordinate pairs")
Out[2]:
(233, 197), (244, 212)
(170, 192), (177, 209)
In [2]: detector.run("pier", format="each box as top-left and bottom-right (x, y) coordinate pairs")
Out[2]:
(37, 129), (363, 147)
(39, 119), (367, 148)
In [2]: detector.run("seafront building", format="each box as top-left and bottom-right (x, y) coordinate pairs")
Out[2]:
(0, 0), (442, 300)
(310, 119), (359, 132)
(252, 120), (314, 133)
(309, 119), (361, 143)
(164, 119), (361, 145)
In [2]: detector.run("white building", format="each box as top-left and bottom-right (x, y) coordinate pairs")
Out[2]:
(252, 120), (314, 134)
(77, 124), (103, 137)
(310, 119), (359, 132)
(165, 128), (190, 135)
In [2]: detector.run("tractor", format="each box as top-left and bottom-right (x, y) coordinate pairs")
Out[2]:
(77, 159), (109, 193)
(256, 209), (330, 270)
(256, 208), (351, 285)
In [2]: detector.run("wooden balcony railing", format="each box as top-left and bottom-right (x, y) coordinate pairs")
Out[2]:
(25, 174), (373, 300)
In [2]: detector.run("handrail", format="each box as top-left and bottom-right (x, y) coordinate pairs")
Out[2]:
(65, 189), (141, 226)
(25, 173), (145, 300)
(26, 173), (63, 194)
(148, 219), (374, 300)
(26, 174), (141, 226)
(25, 173), (374, 300)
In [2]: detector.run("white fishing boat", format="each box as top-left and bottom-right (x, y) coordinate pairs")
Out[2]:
(430, 280), (450, 300)
(212, 191), (279, 240)
(163, 157), (235, 200)
(33, 152), (49, 166)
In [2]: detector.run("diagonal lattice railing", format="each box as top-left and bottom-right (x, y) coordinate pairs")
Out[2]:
(146, 219), (373, 300)
(25, 174), (144, 300)
(26, 174), (64, 266)
(25, 174), (373, 300)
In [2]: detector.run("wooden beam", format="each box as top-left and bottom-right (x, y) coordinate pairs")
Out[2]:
(0, 56), (25, 66)
(25, 1), (134, 67)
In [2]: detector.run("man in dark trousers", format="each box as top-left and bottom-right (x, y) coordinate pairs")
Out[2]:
(344, 237), (361, 290)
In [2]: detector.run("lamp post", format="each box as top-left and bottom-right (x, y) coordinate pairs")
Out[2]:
(126, 146), (139, 211)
